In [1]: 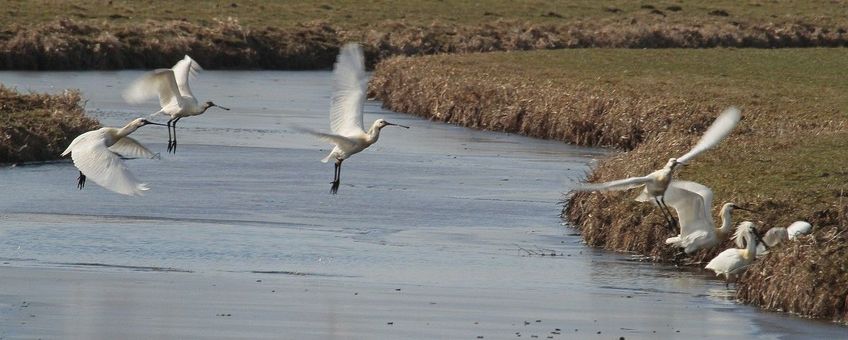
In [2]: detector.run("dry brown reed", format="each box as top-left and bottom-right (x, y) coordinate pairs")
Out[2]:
(4, 17), (848, 70)
(0, 85), (99, 163)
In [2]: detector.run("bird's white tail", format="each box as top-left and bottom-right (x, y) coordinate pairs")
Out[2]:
(321, 154), (332, 163)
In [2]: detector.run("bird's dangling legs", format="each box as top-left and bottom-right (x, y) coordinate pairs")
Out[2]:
(331, 159), (343, 195)
(659, 196), (679, 231)
(654, 197), (677, 232)
(168, 117), (182, 154)
(166, 117), (176, 153)
(77, 171), (86, 190)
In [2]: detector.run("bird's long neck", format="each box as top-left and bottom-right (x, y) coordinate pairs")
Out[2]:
(198, 103), (212, 114)
(115, 123), (140, 139)
(717, 205), (734, 236)
(742, 231), (757, 260)
(366, 125), (382, 144)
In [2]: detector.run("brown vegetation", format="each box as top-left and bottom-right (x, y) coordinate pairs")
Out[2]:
(4, 17), (848, 70)
(0, 86), (99, 163)
(369, 49), (848, 323)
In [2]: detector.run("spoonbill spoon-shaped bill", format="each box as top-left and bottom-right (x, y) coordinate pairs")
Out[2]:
(61, 118), (166, 196)
(660, 180), (753, 254)
(705, 221), (760, 286)
(298, 43), (409, 194)
(739, 221), (812, 257)
(123, 55), (230, 154)
(574, 106), (742, 230)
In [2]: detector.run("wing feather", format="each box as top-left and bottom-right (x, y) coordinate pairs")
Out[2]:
(329, 43), (368, 137)
(108, 137), (157, 159)
(574, 176), (652, 192)
(172, 55), (202, 99)
(677, 107), (741, 164)
(123, 69), (181, 108)
(67, 133), (149, 196)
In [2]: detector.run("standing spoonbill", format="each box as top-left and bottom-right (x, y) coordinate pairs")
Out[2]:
(737, 221), (812, 257)
(299, 43), (409, 194)
(661, 180), (754, 254)
(574, 107), (742, 230)
(123, 55), (230, 154)
(61, 118), (166, 196)
(705, 221), (761, 287)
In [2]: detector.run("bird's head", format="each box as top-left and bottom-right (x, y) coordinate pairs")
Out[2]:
(203, 101), (230, 111)
(665, 158), (683, 170)
(130, 118), (167, 128)
(374, 119), (410, 130)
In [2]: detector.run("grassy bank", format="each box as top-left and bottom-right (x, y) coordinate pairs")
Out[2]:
(5, 1), (848, 69)
(369, 48), (848, 323)
(0, 86), (99, 163)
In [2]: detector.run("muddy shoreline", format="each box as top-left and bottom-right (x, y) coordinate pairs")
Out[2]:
(369, 52), (848, 324)
(4, 18), (848, 70)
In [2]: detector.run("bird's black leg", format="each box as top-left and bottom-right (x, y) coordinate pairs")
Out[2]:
(659, 196), (678, 231)
(655, 197), (676, 231)
(166, 117), (176, 153)
(331, 159), (343, 195)
(77, 171), (86, 190)
(170, 117), (182, 154)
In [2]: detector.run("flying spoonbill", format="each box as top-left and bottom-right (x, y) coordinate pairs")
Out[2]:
(299, 43), (409, 194)
(575, 107), (742, 230)
(62, 118), (166, 196)
(661, 180), (754, 254)
(705, 221), (761, 286)
(123, 55), (230, 154)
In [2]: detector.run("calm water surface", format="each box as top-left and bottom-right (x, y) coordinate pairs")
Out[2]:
(0, 71), (843, 339)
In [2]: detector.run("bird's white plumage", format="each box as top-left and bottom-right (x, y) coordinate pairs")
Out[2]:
(62, 129), (149, 196)
(677, 107), (741, 164)
(109, 137), (156, 159)
(745, 221), (812, 257)
(172, 55), (201, 99)
(705, 221), (758, 280)
(577, 175), (652, 192)
(661, 180), (717, 253)
(329, 43), (368, 137)
(124, 68), (182, 108)
(787, 221), (812, 239)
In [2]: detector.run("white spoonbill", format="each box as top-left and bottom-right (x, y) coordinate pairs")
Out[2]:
(575, 107), (742, 230)
(661, 180), (754, 254)
(299, 43), (409, 194)
(123, 55), (230, 154)
(705, 221), (761, 286)
(61, 118), (166, 196)
(736, 221), (812, 257)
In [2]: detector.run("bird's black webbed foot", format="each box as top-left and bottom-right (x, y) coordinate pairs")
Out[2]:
(77, 171), (86, 190)
(167, 140), (177, 154)
(330, 180), (340, 195)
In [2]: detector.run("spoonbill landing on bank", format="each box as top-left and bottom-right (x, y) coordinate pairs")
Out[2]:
(298, 43), (409, 194)
(705, 221), (761, 286)
(661, 180), (754, 254)
(574, 107), (742, 230)
(123, 55), (229, 154)
(61, 118), (166, 196)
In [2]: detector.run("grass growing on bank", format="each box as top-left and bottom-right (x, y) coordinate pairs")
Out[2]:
(0, 86), (99, 163)
(370, 48), (848, 323)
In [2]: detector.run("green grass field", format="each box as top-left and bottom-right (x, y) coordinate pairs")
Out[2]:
(4, 0), (848, 28)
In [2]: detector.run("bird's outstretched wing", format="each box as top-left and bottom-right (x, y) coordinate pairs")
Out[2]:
(293, 125), (357, 150)
(123, 69), (181, 108)
(663, 181), (716, 250)
(329, 43), (368, 137)
(67, 133), (149, 196)
(109, 137), (157, 159)
(172, 55), (202, 99)
(574, 176), (652, 192)
(677, 107), (741, 164)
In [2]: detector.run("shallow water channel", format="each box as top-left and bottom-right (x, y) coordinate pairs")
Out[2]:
(0, 71), (843, 339)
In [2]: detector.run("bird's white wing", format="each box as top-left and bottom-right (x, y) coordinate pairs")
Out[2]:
(293, 125), (358, 149)
(759, 227), (788, 248)
(329, 43), (368, 137)
(705, 248), (741, 275)
(663, 180), (715, 241)
(786, 221), (812, 239)
(172, 55), (202, 99)
(109, 137), (157, 159)
(677, 107), (742, 164)
(574, 176), (652, 192)
(69, 133), (149, 196)
(123, 69), (181, 108)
